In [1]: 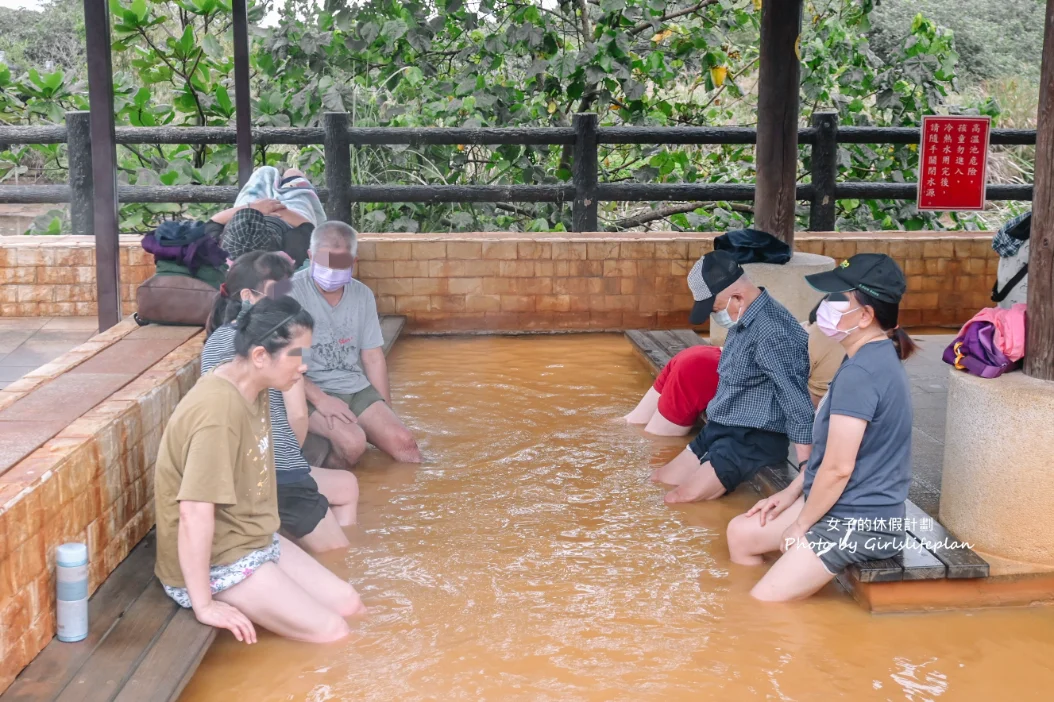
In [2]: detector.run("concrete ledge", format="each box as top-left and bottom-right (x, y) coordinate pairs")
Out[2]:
(0, 327), (203, 693)
(940, 369), (1054, 570)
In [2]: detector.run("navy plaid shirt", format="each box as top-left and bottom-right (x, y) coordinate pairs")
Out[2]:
(992, 211), (1030, 258)
(706, 290), (815, 445)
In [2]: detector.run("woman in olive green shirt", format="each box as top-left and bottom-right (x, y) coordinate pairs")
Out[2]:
(154, 296), (365, 644)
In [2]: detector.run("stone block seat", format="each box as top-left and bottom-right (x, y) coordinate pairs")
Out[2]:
(625, 329), (995, 613)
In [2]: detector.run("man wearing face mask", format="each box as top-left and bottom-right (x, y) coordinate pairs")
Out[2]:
(290, 221), (422, 466)
(651, 250), (814, 503)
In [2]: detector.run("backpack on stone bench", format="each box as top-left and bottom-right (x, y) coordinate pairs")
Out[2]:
(135, 274), (218, 327)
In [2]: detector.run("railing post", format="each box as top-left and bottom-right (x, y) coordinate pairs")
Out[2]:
(323, 112), (352, 224)
(808, 110), (838, 232)
(65, 111), (94, 237)
(572, 112), (598, 232)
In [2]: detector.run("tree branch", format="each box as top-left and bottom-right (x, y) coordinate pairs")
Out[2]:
(606, 201), (753, 231)
(629, 0), (720, 37)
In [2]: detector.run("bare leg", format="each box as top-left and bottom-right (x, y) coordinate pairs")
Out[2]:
(275, 535), (365, 617)
(215, 562), (350, 643)
(311, 466), (358, 527)
(624, 387), (661, 424)
(664, 460), (726, 504)
(726, 496), (805, 565)
(296, 510), (350, 553)
(644, 411), (694, 437)
(650, 446), (702, 485)
(750, 538), (835, 602)
(309, 411), (368, 469)
(357, 402), (422, 463)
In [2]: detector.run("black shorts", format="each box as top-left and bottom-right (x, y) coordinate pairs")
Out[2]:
(688, 421), (789, 493)
(277, 475), (330, 539)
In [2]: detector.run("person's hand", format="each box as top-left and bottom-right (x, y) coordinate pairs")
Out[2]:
(249, 198), (284, 215)
(746, 490), (793, 527)
(780, 521), (809, 554)
(314, 393), (358, 428)
(193, 600), (257, 643)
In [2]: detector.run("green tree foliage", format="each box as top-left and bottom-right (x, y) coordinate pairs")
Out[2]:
(0, 0), (1007, 233)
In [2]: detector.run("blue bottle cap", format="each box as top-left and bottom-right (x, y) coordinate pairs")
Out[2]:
(56, 542), (88, 568)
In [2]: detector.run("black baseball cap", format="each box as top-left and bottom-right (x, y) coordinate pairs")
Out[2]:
(687, 250), (745, 324)
(804, 253), (907, 303)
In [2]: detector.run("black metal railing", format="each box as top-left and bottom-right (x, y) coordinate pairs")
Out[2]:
(0, 111), (1037, 235)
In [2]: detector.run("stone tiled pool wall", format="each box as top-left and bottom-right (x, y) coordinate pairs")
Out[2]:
(0, 321), (202, 692)
(0, 231), (998, 329)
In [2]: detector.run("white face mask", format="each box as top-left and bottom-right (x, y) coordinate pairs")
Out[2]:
(712, 297), (741, 329)
(816, 299), (861, 341)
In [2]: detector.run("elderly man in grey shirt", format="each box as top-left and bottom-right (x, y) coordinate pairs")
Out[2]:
(291, 221), (421, 466)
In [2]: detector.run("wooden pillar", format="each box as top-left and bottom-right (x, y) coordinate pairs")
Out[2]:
(323, 112), (352, 224)
(81, 0), (120, 330)
(232, 0), (253, 187)
(65, 111), (94, 237)
(1026, 0), (1054, 380)
(808, 110), (838, 232)
(572, 113), (598, 232)
(754, 0), (804, 247)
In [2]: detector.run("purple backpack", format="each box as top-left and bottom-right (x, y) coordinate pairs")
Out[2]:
(942, 321), (1021, 378)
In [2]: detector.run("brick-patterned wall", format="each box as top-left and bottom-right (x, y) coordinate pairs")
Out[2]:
(0, 235), (152, 317)
(0, 231), (998, 328)
(0, 321), (202, 693)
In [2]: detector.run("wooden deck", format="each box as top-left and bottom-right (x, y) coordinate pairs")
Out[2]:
(625, 329), (989, 586)
(0, 533), (213, 702)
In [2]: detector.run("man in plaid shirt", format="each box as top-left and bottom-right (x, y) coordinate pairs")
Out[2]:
(652, 250), (815, 503)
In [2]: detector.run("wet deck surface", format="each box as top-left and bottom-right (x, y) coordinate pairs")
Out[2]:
(0, 318), (99, 390)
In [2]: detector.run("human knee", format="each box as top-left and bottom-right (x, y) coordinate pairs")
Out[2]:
(726, 515), (752, 553)
(333, 424), (367, 460)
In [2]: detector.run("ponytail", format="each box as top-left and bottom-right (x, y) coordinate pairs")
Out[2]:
(206, 251), (294, 336)
(853, 290), (918, 361)
(889, 327), (918, 361)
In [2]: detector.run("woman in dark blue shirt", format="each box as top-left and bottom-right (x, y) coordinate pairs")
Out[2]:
(725, 254), (917, 602)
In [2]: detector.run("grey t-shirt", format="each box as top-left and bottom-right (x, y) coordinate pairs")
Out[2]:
(290, 269), (384, 395)
(803, 339), (913, 520)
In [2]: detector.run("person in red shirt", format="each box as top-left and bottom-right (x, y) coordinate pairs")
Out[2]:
(623, 345), (722, 436)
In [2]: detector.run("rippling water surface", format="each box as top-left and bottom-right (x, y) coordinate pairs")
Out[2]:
(181, 335), (1054, 701)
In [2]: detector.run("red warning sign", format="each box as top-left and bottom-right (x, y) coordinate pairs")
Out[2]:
(917, 115), (991, 211)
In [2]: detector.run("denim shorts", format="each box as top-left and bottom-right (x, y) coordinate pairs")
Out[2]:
(162, 534), (281, 608)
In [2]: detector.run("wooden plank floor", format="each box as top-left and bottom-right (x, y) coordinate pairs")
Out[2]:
(1, 534), (214, 702)
(626, 328), (989, 585)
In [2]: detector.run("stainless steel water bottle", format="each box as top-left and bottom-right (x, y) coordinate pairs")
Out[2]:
(56, 542), (89, 643)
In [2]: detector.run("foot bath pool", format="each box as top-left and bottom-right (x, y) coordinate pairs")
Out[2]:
(179, 335), (1054, 701)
